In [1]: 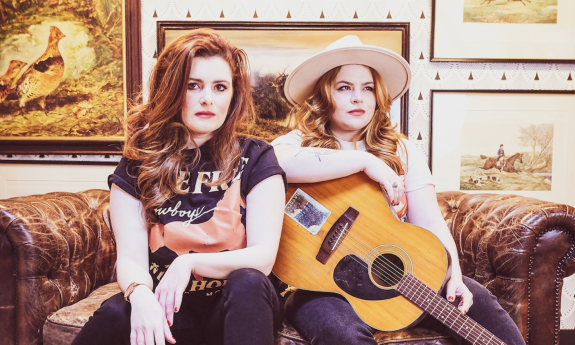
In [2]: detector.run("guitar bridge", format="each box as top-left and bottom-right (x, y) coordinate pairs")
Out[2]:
(316, 207), (360, 264)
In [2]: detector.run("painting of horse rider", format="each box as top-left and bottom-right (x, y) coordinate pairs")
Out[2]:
(463, 0), (558, 24)
(459, 121), (553, 191)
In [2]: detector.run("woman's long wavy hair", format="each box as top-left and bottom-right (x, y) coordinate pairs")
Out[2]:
(124, 29), (254, 228)
(291, 65), (407, 174)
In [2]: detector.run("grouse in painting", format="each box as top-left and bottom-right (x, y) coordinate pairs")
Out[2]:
(0, 60), (27, 103)
(16, 26), (66, 110)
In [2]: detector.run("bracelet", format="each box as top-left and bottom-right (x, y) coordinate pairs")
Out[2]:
(124, 282), (147, 302)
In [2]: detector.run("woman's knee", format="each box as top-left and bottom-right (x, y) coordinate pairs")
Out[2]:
(462, 276), (498, 306)
(90, 293), (132, 330)
(286, 291), (377, 345)
(72, 293), (131, 345)
(225, 268), (270, 294)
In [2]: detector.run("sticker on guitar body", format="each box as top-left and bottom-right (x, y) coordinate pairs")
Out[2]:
(285, 189), (331, 235)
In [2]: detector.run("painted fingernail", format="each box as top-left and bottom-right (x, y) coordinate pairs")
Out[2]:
(449, 297), (454, 301)
(168, 320), (171, 326)
(174, 307), (178, 312)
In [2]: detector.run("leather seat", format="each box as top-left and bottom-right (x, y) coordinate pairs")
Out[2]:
(2, 190), (575, 345)
(43, 282), (455, 345)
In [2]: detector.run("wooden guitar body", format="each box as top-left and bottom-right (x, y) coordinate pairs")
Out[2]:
(272, 173), (449, 331)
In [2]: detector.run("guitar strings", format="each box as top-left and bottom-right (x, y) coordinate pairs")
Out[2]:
(401, 275), (498, 345)
(338, 239), (403, 285)
(334, 242), (495, 344)
(333, 244), (495, 344)
(332, 231), (403, 285)
(334, 231), (406, 284)
(335, 242), (403, 286)
(325, 217), (405, 278)
(333, 225), (407, 278)
(333, 231), (406, 285)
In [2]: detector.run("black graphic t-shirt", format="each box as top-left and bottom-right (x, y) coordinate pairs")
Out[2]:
(108, 138), (286, 308)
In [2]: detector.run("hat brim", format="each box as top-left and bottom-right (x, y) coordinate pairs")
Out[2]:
(284, 45), (411, 106)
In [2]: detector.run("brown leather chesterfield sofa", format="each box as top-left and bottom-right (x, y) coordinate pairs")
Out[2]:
(1, 190), (574, 345)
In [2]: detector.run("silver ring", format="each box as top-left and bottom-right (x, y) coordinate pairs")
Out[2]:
(392, 182), (398, 188)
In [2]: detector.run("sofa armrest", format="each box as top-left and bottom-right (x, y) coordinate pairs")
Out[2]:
(0, 190), (116, 345)
(436, 192), (575, 345)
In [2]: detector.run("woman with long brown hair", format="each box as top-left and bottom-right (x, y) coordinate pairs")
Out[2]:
(72, 29), (286, 345)
(272, 36), (525, 345)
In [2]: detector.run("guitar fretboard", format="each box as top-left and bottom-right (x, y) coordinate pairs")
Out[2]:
(396, 273), (506, 345)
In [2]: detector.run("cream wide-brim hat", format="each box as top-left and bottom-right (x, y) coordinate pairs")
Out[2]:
(284, 35), (411, 106)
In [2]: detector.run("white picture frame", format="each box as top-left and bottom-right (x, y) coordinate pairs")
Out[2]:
(430, 90), (575, 207)
(431, 0), (575, 63)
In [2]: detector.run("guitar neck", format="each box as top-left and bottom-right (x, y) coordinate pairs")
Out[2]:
(396, 274), (506, 345)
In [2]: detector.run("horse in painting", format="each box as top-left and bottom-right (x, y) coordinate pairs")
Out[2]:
(479, 152), (523, 173)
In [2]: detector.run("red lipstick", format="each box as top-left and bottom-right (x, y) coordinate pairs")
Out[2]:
(348, 109), (365, 116)
(195, 111), (216, 118)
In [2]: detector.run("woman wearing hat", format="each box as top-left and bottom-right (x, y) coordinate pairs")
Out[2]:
(271, 36), (525, 345)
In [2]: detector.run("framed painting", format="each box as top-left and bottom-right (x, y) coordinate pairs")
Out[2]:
(430, 90), (575, 207)
(431, 0), (575, 63)
(157, 21), (411, 141)
(0, 0), (142, 163)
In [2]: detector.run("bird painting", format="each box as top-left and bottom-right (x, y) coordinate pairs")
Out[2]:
(0, 60), (27, 103)
(15, 26), (66, 110)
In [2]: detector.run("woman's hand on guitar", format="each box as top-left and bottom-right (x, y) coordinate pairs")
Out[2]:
(129, 286), (175, 345)
(155, 254), (196, 329)
(362, 154), (405, 206)
(446, 278), (473, 314)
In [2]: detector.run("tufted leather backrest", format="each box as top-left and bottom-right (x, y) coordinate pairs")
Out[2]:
(0, 190), (116, 345)
(436, 191), (575, 345)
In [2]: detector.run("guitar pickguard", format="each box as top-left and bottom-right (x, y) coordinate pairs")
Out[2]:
(333, 255), (400, 301)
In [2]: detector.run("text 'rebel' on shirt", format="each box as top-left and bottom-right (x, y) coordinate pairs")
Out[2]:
(108, 138), (287, 306)
(271, 130), (434, 222)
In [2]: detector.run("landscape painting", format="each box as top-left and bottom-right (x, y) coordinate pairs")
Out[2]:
(161, 24), (406, 143)
(0, 0), (124, 139)
(459, 115), (554, 191)
(463, 0), (558, 24)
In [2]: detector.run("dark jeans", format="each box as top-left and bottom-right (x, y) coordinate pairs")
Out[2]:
(285, 276), (525, 345)
(72, 268), (284, 345)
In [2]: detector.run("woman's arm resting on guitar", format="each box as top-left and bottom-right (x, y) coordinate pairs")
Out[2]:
(406, 185), (473, 314)
(273, 143), (405, 205)
(110, 184), (175, 345)
(155, 174), (285, 325)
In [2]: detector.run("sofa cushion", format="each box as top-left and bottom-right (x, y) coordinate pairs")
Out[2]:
(373, 327), (455, 344)
(43, 283), (455, 345)
(43, 283), (122, 345)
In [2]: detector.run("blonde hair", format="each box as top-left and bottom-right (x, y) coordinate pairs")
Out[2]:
(290, 65), (407, 174)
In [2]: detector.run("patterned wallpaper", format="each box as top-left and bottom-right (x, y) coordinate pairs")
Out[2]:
(139, 0), (575, 160)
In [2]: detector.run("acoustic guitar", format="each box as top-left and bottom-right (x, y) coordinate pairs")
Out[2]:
(272, 173), (506, 345)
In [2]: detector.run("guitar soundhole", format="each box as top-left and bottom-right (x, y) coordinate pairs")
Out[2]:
(371, 253), (405, 288)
